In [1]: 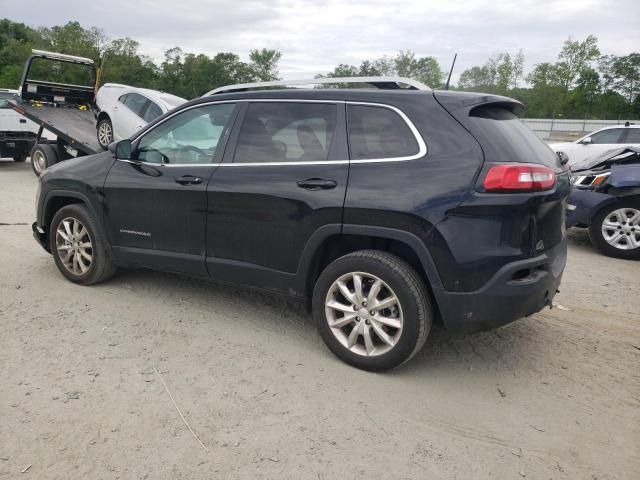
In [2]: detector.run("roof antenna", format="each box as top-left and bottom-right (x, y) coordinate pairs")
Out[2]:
(445, 53), (457, 90)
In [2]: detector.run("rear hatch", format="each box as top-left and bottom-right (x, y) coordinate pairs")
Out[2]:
(434, 91), (570, 279)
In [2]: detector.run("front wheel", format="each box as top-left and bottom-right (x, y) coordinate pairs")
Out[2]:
(589, 201), (640, 260)
(50, 204), (117, 285)
(312, 250), (432, 371)
(96, 117), (113, 150)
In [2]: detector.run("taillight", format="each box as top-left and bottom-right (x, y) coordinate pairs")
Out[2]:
(483, 164), (556, 192)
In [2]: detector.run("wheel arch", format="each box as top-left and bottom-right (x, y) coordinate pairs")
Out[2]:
(298, 225), (444, 318)
(96, 111), (111, 125)
(41, 191), (111, 256)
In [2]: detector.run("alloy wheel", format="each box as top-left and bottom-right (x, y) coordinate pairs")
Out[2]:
(601, 207), (640, 250)
(55, 217), (93, 276)
(325, 271), (403, 357)
(98, 122), (113, 147)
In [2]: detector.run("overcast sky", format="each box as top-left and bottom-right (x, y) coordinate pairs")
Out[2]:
(3, 0), (639, 83)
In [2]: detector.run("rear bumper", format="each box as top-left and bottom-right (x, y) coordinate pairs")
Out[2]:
(32, 222), (50, 253)
(434, 239), (567, 334)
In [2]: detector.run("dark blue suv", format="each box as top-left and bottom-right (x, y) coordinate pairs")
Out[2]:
(33, 78), (570, 370)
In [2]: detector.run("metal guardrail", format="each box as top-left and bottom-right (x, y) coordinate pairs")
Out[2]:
(522, 118), (636, 141)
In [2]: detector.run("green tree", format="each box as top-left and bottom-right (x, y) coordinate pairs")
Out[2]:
(612, 53), (640, 105)
(249, 48), (281, 81)
(554, 35), (600, 89)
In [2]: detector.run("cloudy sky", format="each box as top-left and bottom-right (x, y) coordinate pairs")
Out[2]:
(3, 0), (639, 82)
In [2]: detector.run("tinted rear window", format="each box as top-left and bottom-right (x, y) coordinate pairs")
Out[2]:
(468, 106), (561, 170)
(348, 105), (419, 160)
(143, 102), (162, 122)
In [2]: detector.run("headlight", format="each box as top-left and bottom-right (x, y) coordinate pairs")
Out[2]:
(572, 172), (610, 187)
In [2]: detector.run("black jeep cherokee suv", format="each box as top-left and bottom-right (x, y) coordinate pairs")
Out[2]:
(33, 81), (570, 370)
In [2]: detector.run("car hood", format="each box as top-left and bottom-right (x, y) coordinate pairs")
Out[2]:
(571, 146), (640, 173)
(548, 142), (574, 150)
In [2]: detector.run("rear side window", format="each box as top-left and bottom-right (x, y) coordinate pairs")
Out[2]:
(622, 129), (640, 144)
(468, 105), (560, 170)
(143, 102), (162, 122)
(348, 105), (419, 160)
(234, 102), (337, 163)
(122, 93), (149, 117)
(590, 128), (623, 144)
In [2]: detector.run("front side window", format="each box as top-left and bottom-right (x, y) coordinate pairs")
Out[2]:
(348, 105), (419, 160)
(123, 93), (149, 118)
(234, 102), (337, 163)
(590, 129), (623, 144)
(135, 102), (235, 165)
(143, 101), (162, 123)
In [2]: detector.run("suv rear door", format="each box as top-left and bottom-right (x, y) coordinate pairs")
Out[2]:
(205, 100), (349, 294)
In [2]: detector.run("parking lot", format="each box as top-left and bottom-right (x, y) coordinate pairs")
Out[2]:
(0, 159), (638, 479)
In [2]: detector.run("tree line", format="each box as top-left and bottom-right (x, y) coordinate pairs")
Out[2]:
(1, 18), (638, 119)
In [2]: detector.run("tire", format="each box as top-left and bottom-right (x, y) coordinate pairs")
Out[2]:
(30, 144), (58, 177)
(13, 153), (27, 162)
(50, 204), (117, 285)
(96, 117), (113, 150)
(312, 250), (432, 371)
(589, 200), (640, 260)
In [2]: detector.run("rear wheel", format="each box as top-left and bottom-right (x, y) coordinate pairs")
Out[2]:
(50, 204), (117, 285)
(589, 201), (640, 260)
(13, 153), (27, 162)
(312, 250), (431, 371)
(96, 117), (113, 150)
(30, 144), (58, 177)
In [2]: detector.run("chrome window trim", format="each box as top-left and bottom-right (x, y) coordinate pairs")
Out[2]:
(121, 98), (427, 168)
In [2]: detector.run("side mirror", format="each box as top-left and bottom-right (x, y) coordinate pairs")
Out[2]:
(580, 136), (592, 145)
(115, 139), (132, 160)
(556, 151), (569, 166)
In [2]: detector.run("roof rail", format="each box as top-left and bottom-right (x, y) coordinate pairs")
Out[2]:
(31, 49), (95, 65)
(204, 76), (430, 96)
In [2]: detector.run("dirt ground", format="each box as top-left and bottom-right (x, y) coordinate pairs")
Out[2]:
(1, 158), (638, 480)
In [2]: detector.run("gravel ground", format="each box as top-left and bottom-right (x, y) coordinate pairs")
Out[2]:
(1, 159), (638, 479)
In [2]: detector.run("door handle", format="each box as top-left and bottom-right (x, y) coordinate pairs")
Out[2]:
(175, 175), (203, 185)
(19, 119), (26, 124)
(296, 178), (337, 190)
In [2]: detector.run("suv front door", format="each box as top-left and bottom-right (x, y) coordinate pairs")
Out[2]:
(103, 101), (238, 275)
(205, 101), (349, 294)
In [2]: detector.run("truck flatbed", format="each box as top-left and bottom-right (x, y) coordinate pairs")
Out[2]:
(9, 99), (100, 155)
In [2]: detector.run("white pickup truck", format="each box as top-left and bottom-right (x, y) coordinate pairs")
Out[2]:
(0, 88), (38, 162)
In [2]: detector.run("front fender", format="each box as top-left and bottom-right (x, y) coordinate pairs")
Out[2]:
(566, 189), (617, 228)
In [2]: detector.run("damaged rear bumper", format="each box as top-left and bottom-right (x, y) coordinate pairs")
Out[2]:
(433, 239), (567, 335)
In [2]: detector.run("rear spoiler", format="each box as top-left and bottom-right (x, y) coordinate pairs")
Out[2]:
(433, 90), (523, 116)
